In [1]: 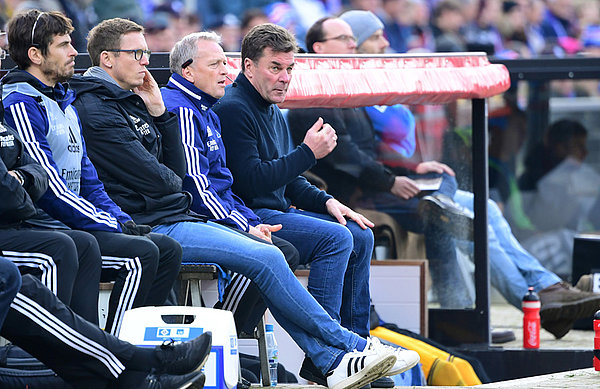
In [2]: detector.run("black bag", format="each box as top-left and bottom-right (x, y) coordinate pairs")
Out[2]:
(0, 344), (70, 388)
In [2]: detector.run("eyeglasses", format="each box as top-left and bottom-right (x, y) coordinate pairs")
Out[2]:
(320, 34), (357, 44)
(106, 49), (152, 61)
(31, 11), (47, 48)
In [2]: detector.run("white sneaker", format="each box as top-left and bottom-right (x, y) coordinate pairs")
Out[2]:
(366, 337), (420, 375)
(326, 348), (396, 389)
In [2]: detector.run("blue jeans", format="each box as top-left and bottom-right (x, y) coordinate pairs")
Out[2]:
(254, 208), (373, 338)
(0, 257), (21, 328)
(153, 221), (360, 372)
(358, 173), (472, 308)
(453, 190), (560, 308)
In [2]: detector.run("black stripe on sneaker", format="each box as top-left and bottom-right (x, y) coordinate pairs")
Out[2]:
(347, 357), (353, 376)
(354, 356), (360, 373)
(360, 356), (366, 370)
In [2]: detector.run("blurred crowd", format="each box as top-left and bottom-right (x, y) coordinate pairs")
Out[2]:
(2, 0), (600, 57)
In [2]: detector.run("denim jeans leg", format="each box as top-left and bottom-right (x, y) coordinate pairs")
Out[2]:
(254, 208), (373, 337)
(363, 192), (473, 308)
(152, 221), (360, 372)
(453, 190), (560, 308)
(0, 257), (21, 328)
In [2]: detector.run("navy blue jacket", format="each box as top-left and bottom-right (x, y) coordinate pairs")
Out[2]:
(214, 73), (332, 212)
(70, 71), (205, 226)
(0, 116), (48, 227)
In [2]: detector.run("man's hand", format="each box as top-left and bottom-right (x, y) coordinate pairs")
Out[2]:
(248, 224), (282, 243)
(120, 220), (152, 236)
(391, 176), (420, 200)
(415, 161), (455, 176)
(303, 117), (337, 159)
(133, 68), (166, 117)
(325, 198), (374, 229)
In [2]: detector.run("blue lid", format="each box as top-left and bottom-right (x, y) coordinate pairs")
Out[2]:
(265, 324), (274, 332)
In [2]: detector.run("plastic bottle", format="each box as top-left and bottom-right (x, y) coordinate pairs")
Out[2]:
(265, 323), (278, 386)
(522, 286), (540, 349)
(594, 310), (600, 371)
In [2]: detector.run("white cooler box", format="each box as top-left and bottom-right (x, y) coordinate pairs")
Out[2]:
(118, 306), (238, 389)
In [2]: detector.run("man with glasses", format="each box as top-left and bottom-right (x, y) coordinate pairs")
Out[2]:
(1, 10), (182, 337)
(70, 18), (414, 389)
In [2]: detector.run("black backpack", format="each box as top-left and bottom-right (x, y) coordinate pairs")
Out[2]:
(0, 344), (70, 388)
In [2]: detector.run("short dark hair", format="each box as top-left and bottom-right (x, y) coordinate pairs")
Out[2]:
(433, 0), (463, 21)
(305, 16), (334, 53)
(241, 23), (297, 72)
(546, 119), (588, 148)
(87, 18), (144, 66)
(7, 10), (74, 70)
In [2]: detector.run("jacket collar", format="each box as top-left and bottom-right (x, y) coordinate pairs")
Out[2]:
(2, 68), (75, 110)
(167, 73), (219, 111)
(234, 72), (272, 112)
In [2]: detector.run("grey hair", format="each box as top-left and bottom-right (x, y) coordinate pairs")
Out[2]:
(169, 31), (222, 75)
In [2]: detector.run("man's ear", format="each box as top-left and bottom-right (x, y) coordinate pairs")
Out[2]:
(99, 51), (113, 69)
(243, 57), (254, 78)
(181, 65), (194, 83)
(312, 42), (323, 54)
(27, 47), (43, 66)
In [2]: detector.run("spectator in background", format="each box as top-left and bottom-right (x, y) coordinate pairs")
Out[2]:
(432, 0), (467, 52)
(540, 0), (580, 55)
(241, 8), (270, 38)
(379, 0), (411, 52)
(209, 14), (242, 52)
(463, 0), (505, 55)
(498, 0), (531, 56)
(93, 0), (143, 24)
(404, 0), (436, 52)
(524, 0), (548, 55)
(144, 12), (178, 52)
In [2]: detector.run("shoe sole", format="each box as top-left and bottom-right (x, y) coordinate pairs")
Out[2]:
(330, 354), (396, 389)
(299, 366), (327, 386)
(540, 295), (600, 322)
(178, 371), (206, 389)
(418, 199), (473, 241)
(387, 355), (420, 376)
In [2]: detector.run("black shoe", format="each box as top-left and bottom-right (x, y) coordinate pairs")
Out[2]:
(417, 194), (474, 241)
(139, 371), (205, 389)
(539, 282), (600, 322)
(541, 318), (574, 339)
(491, 328), (515, 344)
(155, 332), (212, 375)
(299, 357), (327, 386)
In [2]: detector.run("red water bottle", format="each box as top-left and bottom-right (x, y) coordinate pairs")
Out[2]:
(522, 286), (540, 349)
(594, 310), (600, 371)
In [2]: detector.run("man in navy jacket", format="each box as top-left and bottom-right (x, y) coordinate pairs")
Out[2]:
(2, 10), (181, 336)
